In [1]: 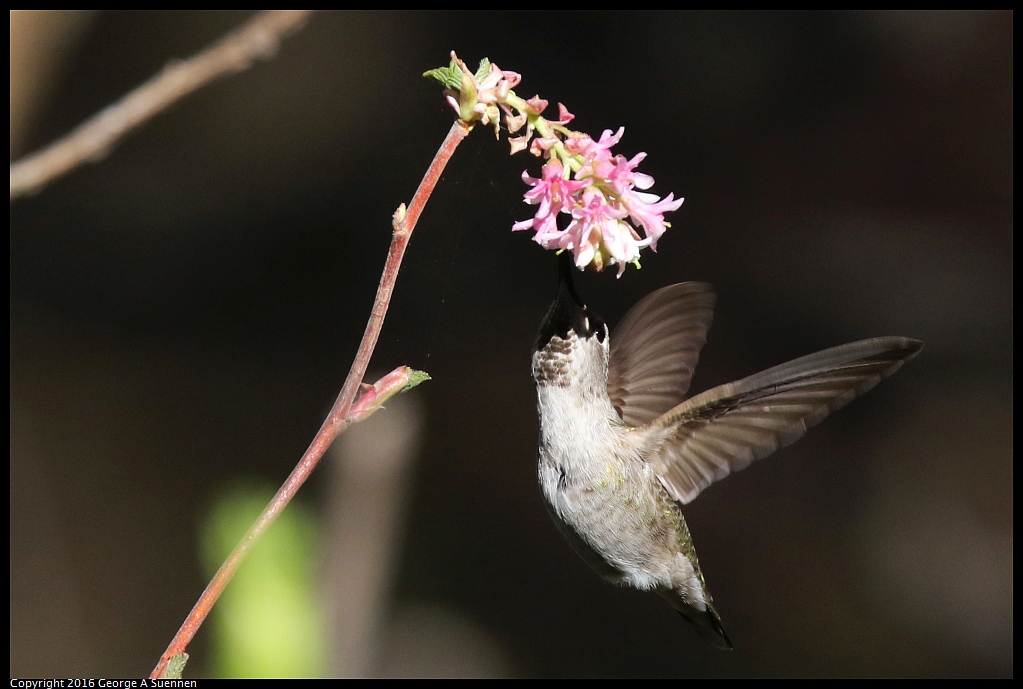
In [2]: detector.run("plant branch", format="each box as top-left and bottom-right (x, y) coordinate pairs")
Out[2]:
(150, 120), (470, 679)
(10, 10), (315, 201)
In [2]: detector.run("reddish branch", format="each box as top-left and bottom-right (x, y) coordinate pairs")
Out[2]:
(150, 120), (470, 679)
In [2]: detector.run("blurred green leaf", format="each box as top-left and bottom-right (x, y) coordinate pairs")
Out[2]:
(200, 482), (326, 678)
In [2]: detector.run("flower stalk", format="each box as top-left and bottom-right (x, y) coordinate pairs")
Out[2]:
(149, 121), (466, 680)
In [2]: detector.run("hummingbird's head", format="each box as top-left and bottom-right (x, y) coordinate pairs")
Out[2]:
(532, 254), (610, 390)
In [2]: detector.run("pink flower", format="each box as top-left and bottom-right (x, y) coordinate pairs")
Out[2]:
(513, 160), (586, 238)
(556, 190), (649, 276)
(515, 128), (682, 275)
(438, 53), (522, 135)
(425, 55), (683, 275)
(620, 190), (684, 249)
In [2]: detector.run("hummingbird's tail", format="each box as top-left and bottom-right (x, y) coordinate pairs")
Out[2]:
(659, 589), (734, 650)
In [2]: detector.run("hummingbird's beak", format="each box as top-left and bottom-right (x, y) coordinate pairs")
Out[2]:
(536, 253), (606, 351)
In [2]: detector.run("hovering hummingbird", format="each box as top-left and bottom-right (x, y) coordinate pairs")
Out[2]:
(531, 255), (922, 648)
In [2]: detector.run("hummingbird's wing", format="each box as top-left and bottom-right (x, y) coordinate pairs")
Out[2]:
(608, 283), (716, 428)
(645, 337), (923, 505)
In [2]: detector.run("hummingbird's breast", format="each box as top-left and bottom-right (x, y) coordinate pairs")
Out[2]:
(532, 336), (705, 600)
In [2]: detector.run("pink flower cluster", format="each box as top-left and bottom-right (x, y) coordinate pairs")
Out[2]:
(442, 58), (522, 133)
(427, 53), (683, 275)
(513, 127), (683, 276)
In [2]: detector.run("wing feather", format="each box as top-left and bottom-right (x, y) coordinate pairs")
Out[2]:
(646, 337), (923, 504)
(608, 283), (716, 427)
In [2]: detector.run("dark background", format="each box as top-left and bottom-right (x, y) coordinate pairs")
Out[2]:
(10, 11), (1012, 677)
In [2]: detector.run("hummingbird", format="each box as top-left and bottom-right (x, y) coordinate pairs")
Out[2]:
(531, 254), (922, 648)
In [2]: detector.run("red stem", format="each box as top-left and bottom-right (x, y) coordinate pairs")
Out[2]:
(150, 120), (470, 679)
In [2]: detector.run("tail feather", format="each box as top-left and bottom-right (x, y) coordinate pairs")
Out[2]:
(659, 589), (734, 650)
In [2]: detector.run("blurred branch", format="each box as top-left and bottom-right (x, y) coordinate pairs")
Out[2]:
(9, 10), (316, 201)
(325, 389), (424, 677)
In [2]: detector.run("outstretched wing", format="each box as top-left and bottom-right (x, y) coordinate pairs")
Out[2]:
(645, 337), (923, 505)
(608, 283), (716, 428)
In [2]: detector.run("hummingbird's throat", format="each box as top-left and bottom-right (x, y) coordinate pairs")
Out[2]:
(532, 334), (575, 388)
(531, 329), (610, 394)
